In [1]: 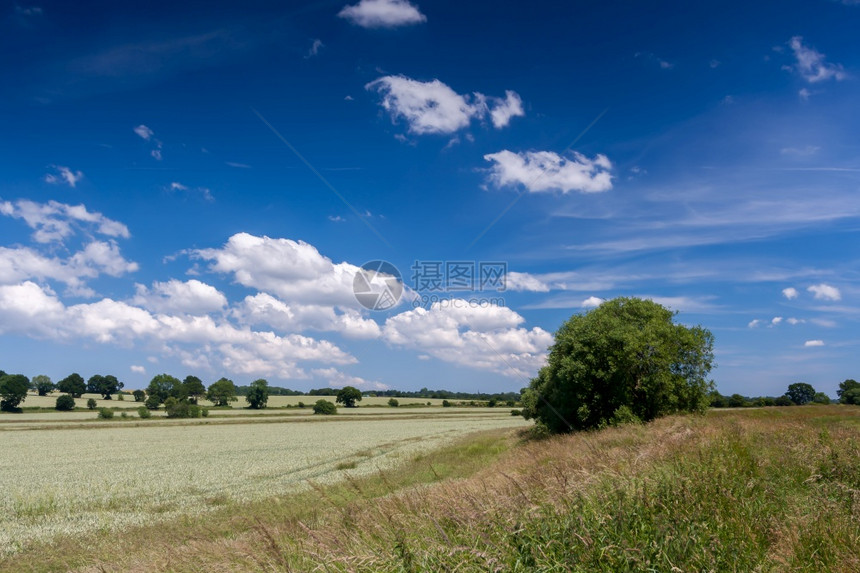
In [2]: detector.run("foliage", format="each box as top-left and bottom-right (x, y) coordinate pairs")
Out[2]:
(146, 374), (182, 406)
(786, 382), (816, 405)
(774, 395), (794, 406)
(144, 394), (161, 410)
(137, 406), (151, 419)
(336, 386), (363, 408)
(164, 397), (202, 418)
(132, 389), (146, 402)
(837, 379), (860, 405)
(313, 399), (337, 415)
(87, 374), (124, 400)
(57, 373), (86, 398)
(728, 393), (747, 408)
(207, 377), (238, 407)
(97, 408), (114, 419)
(388, 398), (399, 407)
(812, 392), (831, 405)
(86, 398), (98, 410)
(245, 378), (269, 409)
(55, 394), (76, 411)
(487, 398), (497, 407)
(442, 400), (452, 407)
(182, 376), (206, 404)
(609, 404), (642, 426)
(32, 375), (54, 396)
(0, 373), (29, 412)
(522, 297), (714, 433)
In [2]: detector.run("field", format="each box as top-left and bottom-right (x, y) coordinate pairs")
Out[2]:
(2, 405), (859, 572)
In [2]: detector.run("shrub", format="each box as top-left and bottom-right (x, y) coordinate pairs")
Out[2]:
(297, 401), (306, 408)
(120, 411), (128, 418)
(145, 394), (161, 410)
(511, 409), (522, 416)
(774, 396), (794, 407)
(442, 400), (451, 407)
(313, 399), (337, 415)
(487, 399), (497, 408)
(117, 392), (125, 401)
(55, 394), (76, 411)
(201, 408), (209, 417)
(388, 398), (399, 407)
(132, 389), (146, 402)
(609, 405), (642, 427)
(86, 398), (98, 410)
(137, 406), (152, 419)
(97, 408), (114, 419)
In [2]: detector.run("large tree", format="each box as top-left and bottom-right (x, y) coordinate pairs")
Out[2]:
(57, 373), (86, 398)
(336, 386), (363, 408)
(521, 297), (714, 433)
(146, 374), (182, 405)
(0, 374), (30, 412)
(245, 379), (269, 409)
(785, 382), (816, 406)
(88, 374), (123, 400)
(182, 376), (206, 404)
(837, 379), (860, 405)
(207, 378), (238, 407)
(32, 374), (54, 396)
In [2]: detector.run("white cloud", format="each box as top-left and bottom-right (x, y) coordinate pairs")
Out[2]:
(484, 150), (613, 193)
(132, 279), (227, 315)
(808, 283), (841, 301)
(786, 318), (805, 325)
(505, 271), (550, 292)
(0, 199), (131, 244)
(798, 88), (811, 101)
(771, 316), (783, 326)
(366, 75), (523, 135)
(44, 166), (84, 188)
(305, 39), (324, 58)
(168, 182), (214, 201)
(133, 125), (154, 141)
(338, 0), (426, 28)
(804, 339), (825, 347)
(489, 90), (525, 129)
(328, 215), (346, 222)
(581, 296), (604, 308)
(151, 149), (163, 161)
(782, 287), (799, 299)
(383, 300), (552, 378)
(312, 367), (388, 390)
(130, 365), (146, 374)
(788, 36), (846, 83)
(748, 319), (762, 328)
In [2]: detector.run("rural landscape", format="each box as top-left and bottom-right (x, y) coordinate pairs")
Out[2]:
(3, 0), (860, 571)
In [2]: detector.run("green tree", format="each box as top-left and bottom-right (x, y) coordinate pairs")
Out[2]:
(812, 392), (831, 405)
(336, 386), (362, 408)
(144, 394), (161, 410)
(87, 398), (98, 410)
(313, 399), (337, 415)
(786, 382), (816, 405)
(32, 375), (54, 396)
(57, 373), (86, 398)
(245, 379), (269, 409)
(207, 378), (238, 407)
(388, 398), (399, 407)
(837, 379), (860, 405)
(0, 374), (30, 412)
(132, 389), (146, 402)
(521, 297), (714, 433)
(146, 374), (182, 406)
(182, 376), (206, 404)
(88, 374), (123, 400)
(728, 394), (747, 408)
(55, 394), (76, 411)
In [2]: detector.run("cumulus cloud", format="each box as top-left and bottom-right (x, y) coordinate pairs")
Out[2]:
(133, 125), (154, 140)
(581, 296), (604, 308)
(132, 279), (227, 315)
(748, 319), (762, 328)
(1, 199), (130, 243)
(44, 166), (84, 188)
(366, 75), (523, 135)
(312, 367), (389, 390)
(782, 287), (799, 300)
(338, 0), (426, 28)
(130, 365), (146, 374)
(808, 283), (841, 301)
(788, 36), (846, 83)
(804, 339), (825, 347)
(484, 150), (613, 193)
(382, 301), (552, 378)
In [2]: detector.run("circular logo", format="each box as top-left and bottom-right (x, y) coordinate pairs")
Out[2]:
(353, 260), (403, 311)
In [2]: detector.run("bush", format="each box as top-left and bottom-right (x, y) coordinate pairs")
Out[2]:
(609, 405), (642, 427)
(86, 398), (98, 410)
(774, 395), (794, 407)
(388, 398), (399, 407)
(137, 406), (152, 419)
(120, 411), (128, 418)
(442, 400), (451, 407)
(511, 409), (522, 416)
(313, 399), (337, 415)
(117, 392), (125, 401)
(97, 408), (114, 419)
(201, 408), (209, 417)
(55, 394), (76, 411)
(132, 389), (146, 402)
(487, 399), (497, 408)
(145, 394), (161, 410)
(297, 401), (306, 408)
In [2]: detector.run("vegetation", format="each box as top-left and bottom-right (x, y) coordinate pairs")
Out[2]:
(522, 297), (714, 433)
(206, 377), (238, 407)
(244, 378), (269, 409)
(336, 385), (362, 408)
(54, 394), (75, 411)
(56, 373), (85, 398)
(86, 398), (97, 410)
(313, 399), (337, 415)
(388, 398), (399, 407)
(0, 373), (29, 412)
(97, 408), (114, 419)
(785, 381), (815, 405)
(31, 375), (54, 396)
(182, 376), (206, 404)
(86, 374), (123, 400)
(132, 389), (146, 402)
(838, 379), (860, 405)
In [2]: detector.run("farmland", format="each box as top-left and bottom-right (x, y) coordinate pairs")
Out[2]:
(0, 406), (528, 557)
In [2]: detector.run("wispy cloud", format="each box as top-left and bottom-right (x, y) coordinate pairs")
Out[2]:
(484, 150), (612, 194)
(134, 124), (163, 160)
(305, 39), (324, 59)
(787, 36), (846, 83)
(44, 165), (84, 188)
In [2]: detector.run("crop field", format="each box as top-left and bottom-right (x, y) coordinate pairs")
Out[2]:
(0, 409), (528, 557)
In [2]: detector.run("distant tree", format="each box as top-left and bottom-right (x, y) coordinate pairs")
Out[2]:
(728, 394), (747, 408)
(146, 374), (182, 406)
(786, 382), (816, 406)
(774, 395), (794, 407)
(487, 398), (497, 408)
(245, 379), (269, 409)
(0, 374), (30, 412)
(55, 394), (76, 411)
(132, 389), (146, 402)
(144, 394), (161, 410)
(207, 377), (238, 407)
(812, 392), (831, 405)
(388, 398), (399, 407)
(32, 375), (54, 396)
(521, 298), (714, 433)
(87, 398), (98, 410)
(182, 376), (206, 404)
(87, 374), (123, 400)
(837, 379), (860, 405)
(313, 399), (337, 415)
(336, 386), (362, 408)
(57, 373), (86, 398)
(442, 400), (452, 407)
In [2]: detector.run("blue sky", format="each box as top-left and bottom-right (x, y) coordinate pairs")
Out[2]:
(1, 0), (859, 396)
